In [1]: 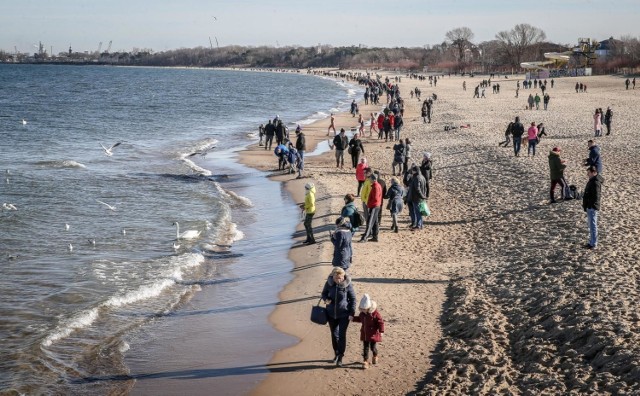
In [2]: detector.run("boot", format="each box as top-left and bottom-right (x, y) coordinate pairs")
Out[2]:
(363, 360), (369, 369)
(372, 355), (378, 365)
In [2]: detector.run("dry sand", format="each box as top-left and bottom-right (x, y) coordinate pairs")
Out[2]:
(239, 73), (640, 395)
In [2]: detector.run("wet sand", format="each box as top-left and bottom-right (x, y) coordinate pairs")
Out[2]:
(239, 72), (640, 395)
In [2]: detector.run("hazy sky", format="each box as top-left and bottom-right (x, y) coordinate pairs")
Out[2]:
(2, 0), (638, 54)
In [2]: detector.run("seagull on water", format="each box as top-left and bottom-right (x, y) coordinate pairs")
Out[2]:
(100, 142), (122, 156)
(22, 119), (27, 125)
(122, 228), (127, 235)
(68, 243), (73, 252)
(2, 203), (18, 211)
(65, 223), (70, 231)
(88, 238), (96, 246)
(96, 199), (117, 211)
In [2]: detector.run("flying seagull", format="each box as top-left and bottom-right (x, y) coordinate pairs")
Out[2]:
(96, 199), (117, 211)
(100, 142), (122, 156)
(2, 203), (18, 211)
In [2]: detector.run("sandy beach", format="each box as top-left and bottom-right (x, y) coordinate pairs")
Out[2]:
(239, 72), (640, 395)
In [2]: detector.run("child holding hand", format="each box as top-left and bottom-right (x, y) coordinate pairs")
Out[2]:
(352, 294), (385, 369)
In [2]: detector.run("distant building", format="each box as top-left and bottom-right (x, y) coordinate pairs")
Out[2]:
(595, 37), (623, 58)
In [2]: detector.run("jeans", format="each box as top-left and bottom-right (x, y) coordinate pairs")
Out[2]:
(392, 161), (403, 175)
(304, 213), (315, 243)
(528, 139), (537, 156)
(335, 149), (345, 167)
(363, 341), (378, 360)
(328, 316), (350, 357)
(410, 201), (423, 228)
(513, 136), (522, 156)
(550, 178), (566, 201)
(395, 126), (402, 140)
(297, 151), (304, 176)
(363, 206), (380, 239)
(587, 208), (598, 247)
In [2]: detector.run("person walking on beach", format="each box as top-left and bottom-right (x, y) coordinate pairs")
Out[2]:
(275, 120), (286, 146)
(584, 139), (603, 174)
(258, 123), (265, 146)
(386, 177), (404, 233)
(369, 113), (378, 137)
(394, 113), (404, 141)
(264, 120), (276, 150)
(626, 79), (630, 90)
(548, 147), (567, 203)
(301, 183), (316, 244)
(341, 194), (360, 233)
(350, 100), (358, 117)
(527, 122), (539, 157)
(499, 121), (513, 147)
(527, 94), (534, 110)
(543, 93), (550, 110)
(331, 217), (353, 271)
(594, 108), (603, 137)
(537, 123), (547, 141)
(352, 294), (385, 369)
(348, 133), (365, 168)
(582, 166), (604, 250)
(391, 139), (405, 176)
(333, 129), (349, 169)
(604, 107), (613, 135)
(403, 138), (412, 175)
(511, 116), (525, 157)
(295, 128), (306, 179)
(360, 173), (382, 242)
(420, 152), (433, 181)
(534, 93), (541, 110)
(355, 158), (368, 196)
(360, 167), (373, 219)
(377, 113), (385, 138)
(321, 267), (356, 367)
(327, 113), (336, 136)
(406, 165), (428, 230)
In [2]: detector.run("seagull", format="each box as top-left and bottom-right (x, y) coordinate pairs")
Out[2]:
(172, 242), (181, 250)
(2, 203), (18, 211)
(68, 243), (73, 252)
(65, 223), (70, 231)
(122, 228), (127, 235)
(100, 142), (122, 156)
(88, 238), (96, 246)
(22, 119), (27, 125)
(212, 16), (217, 20)
(96, 199), (117, 211)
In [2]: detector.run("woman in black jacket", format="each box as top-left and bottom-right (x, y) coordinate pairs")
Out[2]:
(321, 267), (357, 367)
(348, 133), (365, 168)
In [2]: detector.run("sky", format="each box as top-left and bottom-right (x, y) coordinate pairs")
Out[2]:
(1, 0), (638, 55)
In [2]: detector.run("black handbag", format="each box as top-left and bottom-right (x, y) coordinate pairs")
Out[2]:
(310, 298), (328, 325)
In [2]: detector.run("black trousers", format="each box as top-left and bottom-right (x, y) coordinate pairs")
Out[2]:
(363, 341), (378, 360)
(328, 316), (350, 356)
(304, 213), (315, 243)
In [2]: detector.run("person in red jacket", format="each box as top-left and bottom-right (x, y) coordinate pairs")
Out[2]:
(355, 157), (368, 196)
(352, 294), (384, 369)
(360, 173), (382, 242)
(377, 113), (385, 139)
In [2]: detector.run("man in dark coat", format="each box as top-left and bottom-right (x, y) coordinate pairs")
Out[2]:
(548, 147), (566, 203)
(582, 166), (604, 250)
(295, 129), (306, 178)
(264, 120), (276, 150)
(584, 140), (602, 174)
(406, 165), (428, 230)
(511, 116), (525, 156)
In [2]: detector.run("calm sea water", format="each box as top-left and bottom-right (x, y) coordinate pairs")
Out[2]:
(0, 64), (357, 394)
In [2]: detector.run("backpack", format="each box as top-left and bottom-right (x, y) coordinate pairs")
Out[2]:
(563, 182), (581, 200)
(351, 209), (365, 229)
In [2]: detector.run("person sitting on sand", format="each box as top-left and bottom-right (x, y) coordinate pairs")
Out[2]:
(351, 294), (385, 370)
(321, 267), (356, 367)
(330, 217), (353, 271)
(548, 147), (567, 203)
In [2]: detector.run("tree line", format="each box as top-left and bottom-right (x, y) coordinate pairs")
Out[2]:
(3, 24), (640, 73)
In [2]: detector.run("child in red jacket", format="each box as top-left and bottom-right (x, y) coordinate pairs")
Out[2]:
(352, 294), (385, 369)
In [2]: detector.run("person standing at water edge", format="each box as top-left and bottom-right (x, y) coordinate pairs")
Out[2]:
(511, 116), (525, 157)
(301, 183), (316, 244)
(321, 267), (356, 367)
(264, 120), (275, 150)
(295, 128), (306, 178)
(582, 166), (604, 250)
(327, 113), (336, 136)
(348, 133), (365, 168)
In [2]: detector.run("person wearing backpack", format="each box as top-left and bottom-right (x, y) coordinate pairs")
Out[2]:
(341, 193), (362, 233)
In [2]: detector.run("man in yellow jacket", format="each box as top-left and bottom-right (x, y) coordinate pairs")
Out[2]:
(301, 183), (316, 244)
(359, 168), (373, 220)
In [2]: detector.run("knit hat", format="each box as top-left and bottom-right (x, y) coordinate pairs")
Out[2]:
(552, 147), (561, 152)
(335, 216), (351, 227)
(359, 294), (372, 310)
(423, 152), (431, 159)
(304, 182), (314, 190)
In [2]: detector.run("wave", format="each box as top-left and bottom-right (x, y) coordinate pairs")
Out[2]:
(34, 160), (87, 169)
(42, 253), (205, 348)
(210, 179), (253, 207)
(180, 156), (212, 177)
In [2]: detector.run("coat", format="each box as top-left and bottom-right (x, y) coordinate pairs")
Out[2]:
(331, 228), (352, 270)
(587, 145), (603, 174)
(353, 303), (385, 342)
(385, 182), (404, 214)
(548, 151), (566, 181)
(356, 163), (367, 182)
(407, 173), (428, 203)
(295, 133), (306, 151)
(341, 202), (358, 231)
(321, 275), (356, 319)
(583, 174), (604, 211)
(304, 185), (316, 214)
(367, 181), (382, 208)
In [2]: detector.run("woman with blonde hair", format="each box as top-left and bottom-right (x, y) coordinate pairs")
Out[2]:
(321, 267), (357, 367)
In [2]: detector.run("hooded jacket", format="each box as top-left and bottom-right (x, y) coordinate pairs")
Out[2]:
(385, 182), (404, 214)
(587, 145), (603, 174)
(583, 174), (604, 211)
(548, 150), (566, 180)
(355, 163), (367, 182)
(321, 275), (357, 319)
(341, 202), (359, 230)
(331, 226), (353, 270)
(304, 185), (316, 214)
(511, 120), (525, 138)
(352, 301), (385, 342)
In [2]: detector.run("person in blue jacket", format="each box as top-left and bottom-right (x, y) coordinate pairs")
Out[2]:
(274, 144), (289, 170)
(330, 217), (353, 271)
(584, 139), (603, 174)
(321, 267), (357, 367)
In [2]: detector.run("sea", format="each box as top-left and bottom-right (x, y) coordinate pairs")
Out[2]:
(0, 64), (360, 395)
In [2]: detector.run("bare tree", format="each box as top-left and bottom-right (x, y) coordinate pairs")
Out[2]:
(495, 23), (547, 67)
(445, 27), (475, 68)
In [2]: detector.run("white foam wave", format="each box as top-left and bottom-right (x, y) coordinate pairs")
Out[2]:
(329, 108), (340, 113)
(106, 279), (175, 308)
(42, 308), (100, 347)
(347, 89), (357, 97)
(225, 189), (253, 207)
(35, 160), (87, 169)
(181, 156), (212, 177)
(230, 223), (245, 242)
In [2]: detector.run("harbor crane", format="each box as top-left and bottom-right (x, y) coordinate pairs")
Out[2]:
(105, 40), (112, 54)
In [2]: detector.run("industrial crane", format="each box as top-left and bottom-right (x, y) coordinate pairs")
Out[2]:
(105, 40), (112, 54)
